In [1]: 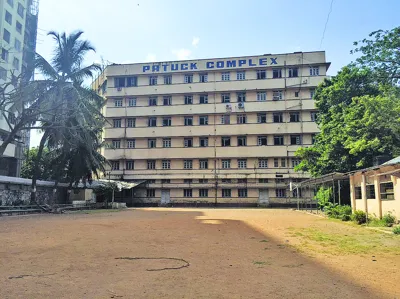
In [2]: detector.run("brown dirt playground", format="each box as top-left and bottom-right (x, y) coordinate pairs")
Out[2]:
(0, 208), (399, 298)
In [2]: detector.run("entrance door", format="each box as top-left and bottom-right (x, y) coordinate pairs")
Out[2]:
(161, 189), (170, 206)
(258, 189), (269, 206)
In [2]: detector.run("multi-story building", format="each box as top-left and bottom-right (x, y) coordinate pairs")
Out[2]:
(0, 0), (39, 176)
(94, 51), (330, 206)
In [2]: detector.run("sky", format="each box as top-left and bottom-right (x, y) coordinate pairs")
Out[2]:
(30, 0), (400, 147)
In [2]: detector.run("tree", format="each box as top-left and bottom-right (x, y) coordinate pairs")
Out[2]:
(21, 147), (56, 180)
(351, 26), (400, 85)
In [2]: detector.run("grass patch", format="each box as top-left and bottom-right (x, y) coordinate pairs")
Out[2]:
(253, 261), (272, 266)
(259, 239), (269, 243)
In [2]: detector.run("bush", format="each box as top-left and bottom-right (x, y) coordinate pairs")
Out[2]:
(382, 213), (396, 227)
(314, 187), (332, 209)
(324, 203), (352, 221)
(352, 210), (367, 225)
(393, 226), (400, 235)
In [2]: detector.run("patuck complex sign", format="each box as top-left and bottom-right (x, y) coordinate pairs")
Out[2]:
(142, 57), (279, 73)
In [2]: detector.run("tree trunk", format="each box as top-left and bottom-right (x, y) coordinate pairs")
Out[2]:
(0, 123), (23, 157)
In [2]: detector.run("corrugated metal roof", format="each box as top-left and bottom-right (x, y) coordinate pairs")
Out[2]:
(383, 156), (400, 166)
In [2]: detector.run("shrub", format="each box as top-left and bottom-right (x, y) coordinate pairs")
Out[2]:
(314, 187), (332, 209)
(382, 213), (396, 227)
(352, 210), (367, 225)
(324, 204), (352, 221)
(393, 226), (400, 235)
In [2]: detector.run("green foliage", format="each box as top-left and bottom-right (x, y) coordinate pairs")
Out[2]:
(382, 213), (396, 227)
(352, 210), (367, 225)
(393, 226), (400, 235)
(324, 204), (352, 221)
(21, 148), (56, 180)
(314, 186), (332, 209)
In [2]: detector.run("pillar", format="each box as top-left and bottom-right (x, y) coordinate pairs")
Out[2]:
(349, 175), (356, 212)
(361, 173), (368, 214)
(374, 175), (382, 219)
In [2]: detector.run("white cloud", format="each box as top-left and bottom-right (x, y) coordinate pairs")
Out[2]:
(145, 53), (157, 62)
(171, 48), (192, 60)
(192, 37), (200, 47)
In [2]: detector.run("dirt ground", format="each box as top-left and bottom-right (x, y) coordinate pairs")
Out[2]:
(0, 208), (399, 299)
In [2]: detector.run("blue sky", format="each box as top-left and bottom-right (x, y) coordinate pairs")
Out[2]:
(30, 0), (400, 147)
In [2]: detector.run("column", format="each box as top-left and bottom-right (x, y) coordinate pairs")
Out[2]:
(374, 175), (382, 219)
(349, 175), (356, 212)
(361, 172), (368, 214)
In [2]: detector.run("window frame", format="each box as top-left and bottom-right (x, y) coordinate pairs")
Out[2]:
(162, 160), (171, 169)
(221, 72), (230, 81)
(237, 71), (246, 80)
(258, 159), (268, 168)
(199, 115), (208, 125)
(257, 136), (268, 146)
(237, 159), (247, 169)
(221, 159), (231, 169)
(274, 135), (284, 145)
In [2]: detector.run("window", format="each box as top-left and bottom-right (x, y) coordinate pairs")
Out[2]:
(147, 160), (156, 170)
(258, 136), (267, 146)
(290, 112), (300, 122)
(257, 70), (266, 79)
(222, 189), (231, 197)
(274, 135), (284, 145)
(113, 119), (121, 128)
(184, 95), (193, 105)
(311, 134), (316, 144)
(221, 72), (230, 81)
(149, 76), (158, 85)
(222, 93), (230, 103)
(238, 159), (247, 169)
(184, 74), (193, 83)
(127, 76), (137, 87)
(5, 11), (12, 24)
(273, 68), (282, 78)
(184, 189), (193, 197)
(17, 3), (24, 18)
(380, 182), (394, 200)
(12, 57), (19, 71)
(199, 159), (208, 169)
(163, 96), (172, 106)
(259, 178), (268, 183)
(184, 116), (193, 126)
(222, 159), (231, 169)
(295, 91), (299, 98)
(290, 135), (302, 145)
(126, 160), (134, 170)
(355, 187), (362, 199)
(274, 158), (279, 167)
(162, 117), (171, 127)
(164, 75), (172, 85)
(311, 111), (317, 122)
(238, 179), (247, 183)
(310, 89), (316, 98)
(237, 71), (245, 80)
(222, 179), (232, 183)
(162, 179), (171, 184)
(366, 185), (376, 199)
(281, 158), (286, 167)
(257, 113), (267, 123)
(273, 112), (283, 123)
(147, 180), (156, 184)
(257, 92), (266, 102)
(184, 138), (193, 148)
(1, 48), (9, 62)
(0, 67), (7, 80)
(148, 117), (157, 127)
(112, 140), (121, 149)
(276, 189), (286, 198)
(199, 179), (208, 183)
(128, 98), (137, 107)
(310, 66), (319, 76)
(149, 97), (157, 106)
(292, 188), (302, 198)
(147, 189), (155, 197)
(199, 189), (208, 197)
(288, 67), (299, 78)
(238, 189), (248, 198)
(199, 94), (208, 104)
(184, 160), (193, 169)
(221, 136), (231, 147)
(183, 179), (192, 184)
(292, 158), (301, 168)
(114, 99), (123, 107)
(127, 118), (136, 128)
(199, 73), (208, 83)
(272, 90), (283, 101)
(237, 92), (246, 102)
(114, 77), (125, 88)
(7, 0), (13, 7)
(221, 115), (230, 124)
(127, 139), (135, 148)
(237, 136), (247, 146)
(148, 139), (156, 148)
(199, 115), (208, 125)
(237, 114), (247, 124)
(111, 161), (120, 170)
(258, 159), (268, 168)
(163, 138), (171, 148)
(3, 29), (10, 43)
(162, 160), (171, 169)
(200, 137), (208, 147)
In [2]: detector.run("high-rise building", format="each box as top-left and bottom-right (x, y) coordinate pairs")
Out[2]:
(94, 51), (330, 206)
(0, 0), (39, 176)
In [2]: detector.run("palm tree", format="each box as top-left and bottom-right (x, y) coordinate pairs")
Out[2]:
(30, 31), (107, 206)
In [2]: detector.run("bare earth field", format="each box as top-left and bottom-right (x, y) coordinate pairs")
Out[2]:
(0, 208), (399, 299)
